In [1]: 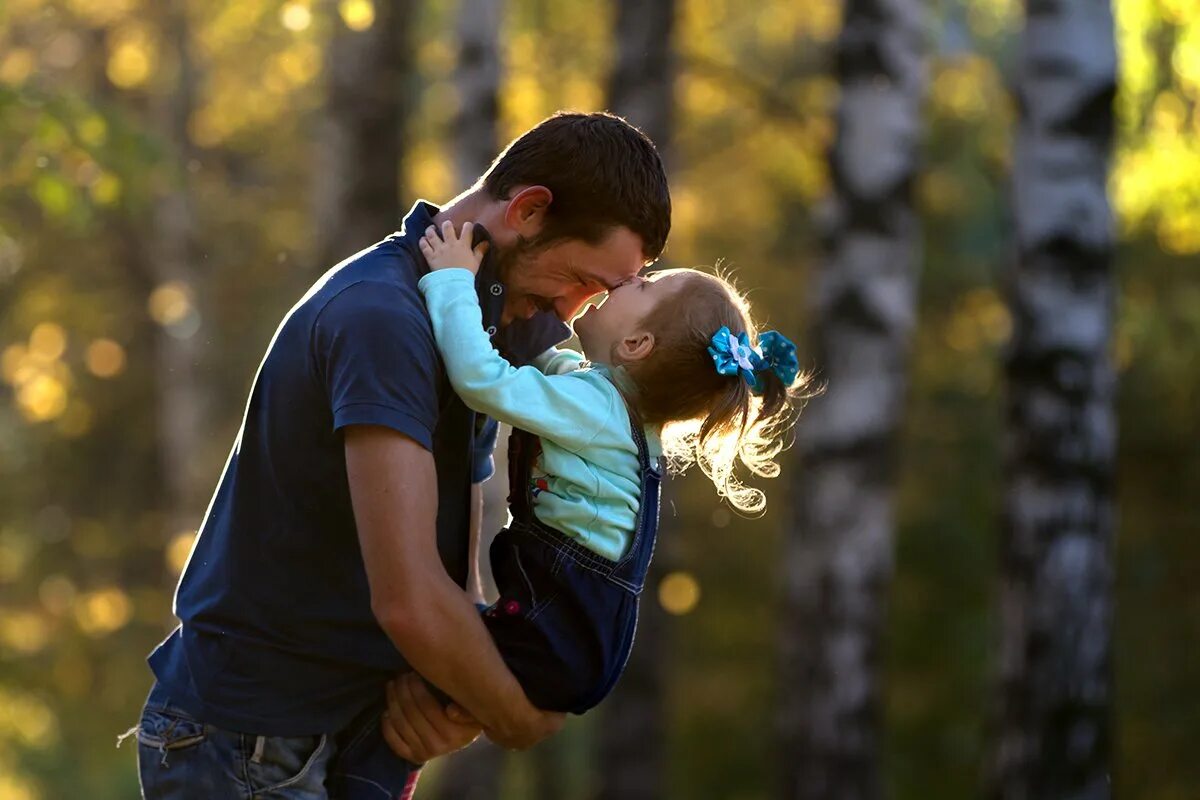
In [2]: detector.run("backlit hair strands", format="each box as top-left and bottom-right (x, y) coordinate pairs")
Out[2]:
(622, 269), (818, 515)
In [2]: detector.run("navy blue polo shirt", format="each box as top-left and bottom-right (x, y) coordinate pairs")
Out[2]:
(147, 201), (569, 735)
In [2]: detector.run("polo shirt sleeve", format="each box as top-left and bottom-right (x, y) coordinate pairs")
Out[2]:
(312, 280), (440, 450)
(472, 415), (500, 483)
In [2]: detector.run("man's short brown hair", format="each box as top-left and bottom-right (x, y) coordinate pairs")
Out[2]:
(481, 111), (671, 261)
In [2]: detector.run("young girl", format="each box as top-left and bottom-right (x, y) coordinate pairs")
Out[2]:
(332, 220), (808, 797)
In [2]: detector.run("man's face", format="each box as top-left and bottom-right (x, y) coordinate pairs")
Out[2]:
(494, 226), (646, 325)
(573, 270), (688, 363)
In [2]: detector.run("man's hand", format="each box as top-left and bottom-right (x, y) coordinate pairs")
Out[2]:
(420, 220), (487, 274)
(380, 672), (481, 764)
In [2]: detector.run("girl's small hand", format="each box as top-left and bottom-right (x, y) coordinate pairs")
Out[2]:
(419, 220), (488, 275)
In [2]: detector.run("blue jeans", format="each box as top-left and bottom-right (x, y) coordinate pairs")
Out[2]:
(135, 682), (420, 799)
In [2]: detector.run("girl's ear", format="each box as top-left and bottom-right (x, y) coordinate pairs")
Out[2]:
(616, 331), (656, 364)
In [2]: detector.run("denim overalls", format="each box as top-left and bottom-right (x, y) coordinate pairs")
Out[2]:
(482, 404), (662, 713)
(329, 405), (662, 798)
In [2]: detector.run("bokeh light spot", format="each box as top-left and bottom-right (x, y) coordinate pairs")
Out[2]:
(107, 40), (152, 88)
(33, 175), (73, 218)
(74, 587), (133, 637)
(86, 338), (126, 378)
(29, 322), (67, 361)
(0, 689), (60, 749)
(1, 344), (27, 384)
(0, 773), (38, 800)
(167, 530), (198, 575)
(17, 375), (69, 422)
(0, 611), (50, 655)
(659, 571), (701, 616)
(89, 173), (121, 206)
(340, 0), (375, 31)
(148, 281), (194, 326)
(281, 2), (312, 32)
(78, 115), (108, 147)
(0, 48), (35, 84)
(0, 531), (34, 582)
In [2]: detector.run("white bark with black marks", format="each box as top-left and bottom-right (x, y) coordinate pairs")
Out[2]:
(990, 1), (1117, 798)
(778, 0), (928, 797)
(152, 0), (208, 535)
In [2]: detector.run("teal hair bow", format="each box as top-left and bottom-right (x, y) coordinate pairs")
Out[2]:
(708, 326), (799, 394)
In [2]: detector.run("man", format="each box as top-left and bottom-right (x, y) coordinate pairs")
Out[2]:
(134, 112), (671, 797)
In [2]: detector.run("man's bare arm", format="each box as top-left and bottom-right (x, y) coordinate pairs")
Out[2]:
(344, 424), (562, 749)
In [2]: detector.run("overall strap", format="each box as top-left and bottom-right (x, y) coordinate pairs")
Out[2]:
(506, 382), (659, 538)
(624, 404), (657, 477)
(607, 395), (663, 590)
(505, 427), (539, 524)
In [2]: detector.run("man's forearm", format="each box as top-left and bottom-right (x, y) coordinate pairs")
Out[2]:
(345, 425), (554, 749)
(377, 567), (537, 746)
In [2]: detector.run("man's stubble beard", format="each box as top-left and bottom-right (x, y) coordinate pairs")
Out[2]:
(495, 234), (555, 321)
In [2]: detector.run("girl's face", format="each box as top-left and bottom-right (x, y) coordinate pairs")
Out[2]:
(574, 270), (688, 364)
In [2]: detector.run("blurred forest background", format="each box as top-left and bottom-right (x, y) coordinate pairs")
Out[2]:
(1, 0), (1198, 798)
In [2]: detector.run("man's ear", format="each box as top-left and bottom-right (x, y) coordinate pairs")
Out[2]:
(616, 331), (656, 364)
(503, 185), (553, 239)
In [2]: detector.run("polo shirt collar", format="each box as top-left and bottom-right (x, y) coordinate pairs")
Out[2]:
(398, 199), (570, 357)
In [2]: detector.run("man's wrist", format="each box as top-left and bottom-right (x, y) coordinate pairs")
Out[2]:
(491, 686), (546, 748)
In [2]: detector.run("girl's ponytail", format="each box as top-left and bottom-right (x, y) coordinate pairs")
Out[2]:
(626, 269), (815, 514)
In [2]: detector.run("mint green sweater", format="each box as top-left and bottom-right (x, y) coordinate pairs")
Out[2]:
(418, 269), (661, 561)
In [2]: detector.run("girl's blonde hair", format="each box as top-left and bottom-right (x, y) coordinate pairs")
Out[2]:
(624, 269), (813, 514)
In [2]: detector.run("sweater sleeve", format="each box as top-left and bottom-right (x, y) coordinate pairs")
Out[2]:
(418, 269), (615, 452)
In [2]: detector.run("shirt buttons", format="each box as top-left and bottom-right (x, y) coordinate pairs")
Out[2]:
(486, 325), (498, 337)
(490, 283), (504, 296)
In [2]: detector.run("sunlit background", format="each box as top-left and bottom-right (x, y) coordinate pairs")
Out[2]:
(2, 0), (1198, 797)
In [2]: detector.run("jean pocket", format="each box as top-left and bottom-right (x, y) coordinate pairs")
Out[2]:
(245, 733), (329, 796)
(136, 706), (207, 753)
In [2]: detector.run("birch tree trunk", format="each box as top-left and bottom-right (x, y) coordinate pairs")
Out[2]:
(152, 0), (207, 539)
(597, 3), (675, 799)
(428, 3), (509, 796)
(451, 0), (503, 189)
(989, 2), (1117, 797)
(314, 0), (414, 267)
(606, 0), (674, 150)
(777, 1), (928, 797)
